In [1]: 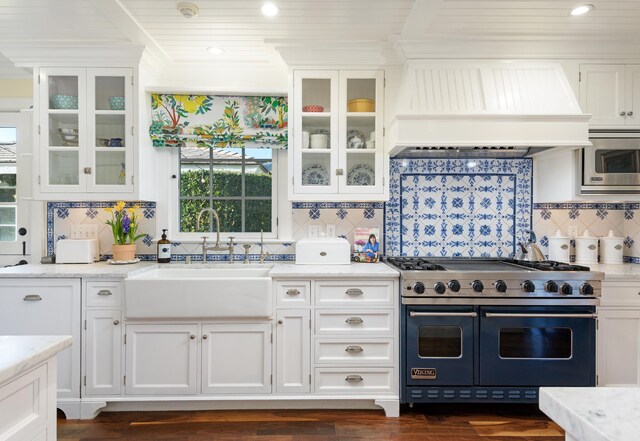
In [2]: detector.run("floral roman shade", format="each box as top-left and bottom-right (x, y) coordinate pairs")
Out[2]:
(149, 94), (288, 149)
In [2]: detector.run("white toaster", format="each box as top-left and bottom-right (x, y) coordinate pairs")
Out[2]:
(56, 239), (99, 264)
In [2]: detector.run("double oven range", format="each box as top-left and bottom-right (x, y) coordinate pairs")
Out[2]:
(385, 257), (603, 404)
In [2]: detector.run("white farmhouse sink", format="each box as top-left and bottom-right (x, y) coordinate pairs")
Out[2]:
(124, 265), (272, 319)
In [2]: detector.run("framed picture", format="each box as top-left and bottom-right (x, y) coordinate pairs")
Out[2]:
(353, 227), (380, 263)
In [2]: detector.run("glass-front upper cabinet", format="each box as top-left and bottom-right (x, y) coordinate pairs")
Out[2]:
(291, 69), (386, 201)
(38, 67), (133, 197)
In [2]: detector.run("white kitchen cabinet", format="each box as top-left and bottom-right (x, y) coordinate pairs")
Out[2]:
(579, 64), (640, 127)
(201, 323), (272, 394)
(83, 281), (123, 397)
(597, 279), (640, 387)
(0, 279), (81, 402)
(275, 309), (311, 393)
(125, 324), (198, 395)
(290, 69), (387, 201)
(36, 67), (134, 199)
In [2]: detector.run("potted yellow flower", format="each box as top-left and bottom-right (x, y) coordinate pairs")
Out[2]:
(105, 201), (146, 261)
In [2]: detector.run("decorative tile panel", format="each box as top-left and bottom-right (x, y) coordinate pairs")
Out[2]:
(385, 158), (532, 257)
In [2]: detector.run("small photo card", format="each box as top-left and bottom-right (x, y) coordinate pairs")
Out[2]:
(353, 227), (381, 263)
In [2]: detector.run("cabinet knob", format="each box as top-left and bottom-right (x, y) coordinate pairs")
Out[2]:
(345, 375), (363, 383)
(286, 289), (300, 296)
(620, 111), (627, 117)
(113, 320), (119, 325)
(345, 345), (363, 353)
(203, 334), (208, 339)
(84, 167), (92, 175)
(345, 316), (364, 325)
(629, 111), (634, 116)
(336, 168), (344, 176)
(345, 288), (363, 296)
(278, 320), (283, 324)
(23, 294), (42, 302)
(97, 290), (112, 296)
(190, 334), (196, 339)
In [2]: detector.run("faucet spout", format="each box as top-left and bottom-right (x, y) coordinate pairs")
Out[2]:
(196, 208), (226, 251)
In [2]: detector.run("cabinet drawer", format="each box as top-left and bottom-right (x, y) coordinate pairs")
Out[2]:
(315, 339), (393, 365)
(314, 368), (394, 395)
(0, 364), (47, 440)
(85, 281), (123, 307)
(315, 310), (393, 335)
(601, 281), (640, 306)
(315, 280), (394, 307)
(276, 281), (310, 307)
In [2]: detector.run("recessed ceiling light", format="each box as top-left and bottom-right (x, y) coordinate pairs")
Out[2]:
(261, 3), (279, 17)
(207, 47), (224, 55)
(570, 4), (594, 16)
(177, 2), (199, 19)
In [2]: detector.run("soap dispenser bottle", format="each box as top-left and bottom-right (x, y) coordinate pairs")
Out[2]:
(157, 229), (171, 263)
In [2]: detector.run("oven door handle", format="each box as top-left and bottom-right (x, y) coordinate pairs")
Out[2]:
(484, 312), (598, 319)
(409, 312), (478, 318)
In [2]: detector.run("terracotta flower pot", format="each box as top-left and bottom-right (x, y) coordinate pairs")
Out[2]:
(111, 243), (137, 261)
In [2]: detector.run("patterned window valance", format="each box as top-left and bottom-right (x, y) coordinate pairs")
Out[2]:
(149, 94), (288, 149)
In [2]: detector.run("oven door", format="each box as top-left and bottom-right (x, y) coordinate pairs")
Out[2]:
(405, 306), (476, 386)
(583, 139), (640, 188)
(478, 306), (596, 387)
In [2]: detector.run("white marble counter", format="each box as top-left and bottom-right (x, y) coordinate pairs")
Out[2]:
(0, 261), (400, 279)
(588, 263), (640, 280)
(0, 335), (72, 385)
(268, 262), (399, 278)
(540, 387), (640, 441)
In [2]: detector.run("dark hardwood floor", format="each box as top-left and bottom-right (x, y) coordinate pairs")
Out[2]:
(58, 404), (564, 440)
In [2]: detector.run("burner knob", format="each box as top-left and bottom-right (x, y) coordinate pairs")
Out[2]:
(560, 283), (573, 295)
(522, 280), (536, 293)
(413, 282), (426, 294)
(448, 280), (461, 292)
(472, 280), (484, 293)
(434, 282), (446, 295)
(495, 280), (507, 293)
(580, 283), (594, 296)
(545, 281), (559, 293)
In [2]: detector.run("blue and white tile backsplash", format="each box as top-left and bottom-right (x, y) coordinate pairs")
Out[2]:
(385, 158), (533, 257)
(533, 202), (640, 263)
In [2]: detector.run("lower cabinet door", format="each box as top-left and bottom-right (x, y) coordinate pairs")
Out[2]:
(597, 308), (640, 386)
(85, 309), (122, 395)
(125, 324), (198, 395)
(202, 323), (272, 394)
(276, 310), (311, 393)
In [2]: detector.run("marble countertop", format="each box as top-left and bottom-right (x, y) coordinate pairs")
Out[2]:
(540, 387), (640, 441)
(0, 335), (72, 385)
(588, 263), (640, 280)
(0, 261), (399, 279)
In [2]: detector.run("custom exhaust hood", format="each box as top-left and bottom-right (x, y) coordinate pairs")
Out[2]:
(387, 62), (591, 158)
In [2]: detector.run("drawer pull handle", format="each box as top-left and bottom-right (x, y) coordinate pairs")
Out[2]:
(320, 251), (327, 256)
(113, 320), (120, 326)
(345, 375), (363, 383)
(615, 244), (623, 250)
(345, 317), (364, 325)
(346, 288), (363, 296)
(286, 289), (300, 296)
(97, 290), (112, 296)
(345, 345), (363, 353)
(23, 294), (42, 302)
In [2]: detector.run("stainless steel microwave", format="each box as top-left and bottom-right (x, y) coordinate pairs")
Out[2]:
(581, 135), (640, 195)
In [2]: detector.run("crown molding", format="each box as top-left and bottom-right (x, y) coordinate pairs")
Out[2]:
(268, 40), (402, 68)
(0, 43), (145, 67)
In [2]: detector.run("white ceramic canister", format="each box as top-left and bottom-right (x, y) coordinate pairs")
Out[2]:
(575, 229), (599, 264)
(548, 229), (571, 262)
(599, 230), (624, 264)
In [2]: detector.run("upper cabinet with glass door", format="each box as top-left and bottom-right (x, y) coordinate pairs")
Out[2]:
(37, 67), (133, 199)
(290, 70), (387, 201)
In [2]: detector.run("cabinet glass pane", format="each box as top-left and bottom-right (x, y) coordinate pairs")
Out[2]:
(95, 151), (126, 185)
(0, 226), (15, 241)
(49, 151), (79, 185)
(346, 78), (376, 112)
(95, 114), (125, 147)
(346, 115), (375, 150)
(346, 153), (375, 187)
(95, 76), (126, 111)
(49, 114), (79, 147)
(301, 116), (330, 150)
(301, 152), (331, 187)
(48, 76), (78, 110)
(301, 78), (331, 113)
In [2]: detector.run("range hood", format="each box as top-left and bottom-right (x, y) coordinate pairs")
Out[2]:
(387, 62), (591, 157)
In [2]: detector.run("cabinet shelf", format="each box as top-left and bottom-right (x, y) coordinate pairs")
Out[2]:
(301, 112), (332, 117)
(346, 112), (375, 118)
(346, 149), (376, 154)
